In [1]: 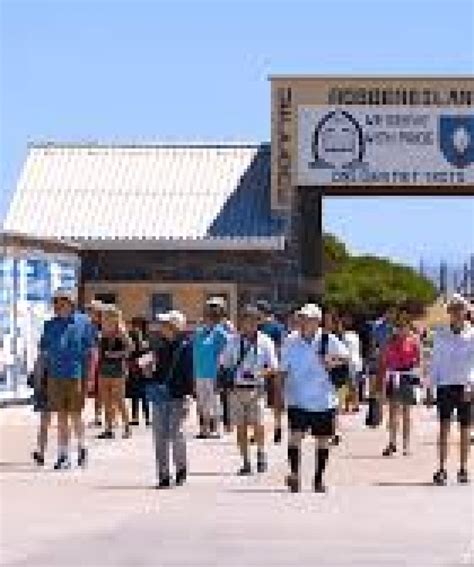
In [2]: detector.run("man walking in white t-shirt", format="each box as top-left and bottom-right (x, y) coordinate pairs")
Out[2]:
(281, 304), (349, 492)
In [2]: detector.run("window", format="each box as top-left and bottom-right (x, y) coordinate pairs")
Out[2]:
(95, 293), (117, 306)
(151, 293), (173, 319)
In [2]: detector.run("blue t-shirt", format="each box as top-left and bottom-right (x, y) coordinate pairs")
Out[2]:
(193, 324), (228, 380)
(40, 312), (94, 380)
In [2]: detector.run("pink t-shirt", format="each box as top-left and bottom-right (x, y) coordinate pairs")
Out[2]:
(380, 335), (420, 377)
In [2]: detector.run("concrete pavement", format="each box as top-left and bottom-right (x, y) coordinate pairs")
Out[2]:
(0, 403), (473, 567)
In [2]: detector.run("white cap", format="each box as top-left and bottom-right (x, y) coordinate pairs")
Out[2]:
(206, 296), (227, 309)
(447, 293), (469, 310)
(297, 303), (323, 320)
(157, 310), (187, 329)
(53, 288), (77, 304)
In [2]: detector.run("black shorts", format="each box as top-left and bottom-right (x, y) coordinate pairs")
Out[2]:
(287, 407), (336, 438)
(436, 385), (472, 427)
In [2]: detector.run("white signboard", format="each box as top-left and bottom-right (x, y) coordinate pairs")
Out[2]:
(297, 107), (474, 185)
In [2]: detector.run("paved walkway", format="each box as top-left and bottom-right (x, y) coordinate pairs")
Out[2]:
(0, 403), (472, 567)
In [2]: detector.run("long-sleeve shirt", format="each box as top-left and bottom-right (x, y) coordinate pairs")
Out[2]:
(429, 324), (474, 387)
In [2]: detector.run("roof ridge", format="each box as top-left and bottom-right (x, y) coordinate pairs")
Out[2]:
(28, 141), (270, 149)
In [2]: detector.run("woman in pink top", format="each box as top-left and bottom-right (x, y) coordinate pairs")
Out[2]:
(378, 313), (420, 457)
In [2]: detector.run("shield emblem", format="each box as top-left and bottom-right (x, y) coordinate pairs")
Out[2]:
(439, 115), (474, 169)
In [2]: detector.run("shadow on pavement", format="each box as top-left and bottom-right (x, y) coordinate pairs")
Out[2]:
(373, 481), (435, 487)
(93, 484), (157, 490)
(226, 488), (290, 494)
(341, 455), (388, 460)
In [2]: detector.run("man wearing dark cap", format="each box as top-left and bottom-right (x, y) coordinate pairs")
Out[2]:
(224, 305), (278, 475)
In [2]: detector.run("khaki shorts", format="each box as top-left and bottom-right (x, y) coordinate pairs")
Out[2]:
(230, 387), (264, 426)
(48, 378), (85, 413)
(98, 377), (126, 406)
(195, 378), (218, 419)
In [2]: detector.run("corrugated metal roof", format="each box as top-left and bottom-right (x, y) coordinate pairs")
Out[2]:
(4, 143), (286, 249)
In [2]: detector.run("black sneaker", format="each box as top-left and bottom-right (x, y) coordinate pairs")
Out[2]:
(53, 456), (71, 471)
(77, 447), (88, 468)
(313, 480), (327, 493)
(129, 420), (140, 427)
(274, 428), (282, 444)
(175, 469), (187, 486)
(238, 462), (252, 476)
(458, 469), (470, 485)
(433, 469), (448, 486)
(97, 430), (114, 440)
(32, 451), (45, 466)
(257, 453), (267, 473)
(286, 474), (300, 493)
(145, 420), (152, 427)
(122, 427), (132, 439)
(156, 476), (172, 489)
(331, 434), (341, 446)
(382, 443), (397, 457)
(195, 433), (209, 440)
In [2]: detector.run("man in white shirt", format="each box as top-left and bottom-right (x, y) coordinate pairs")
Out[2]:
(430, 294), (474, 485)
(281, 304), (349, 493)
(225, 305), (279, 475)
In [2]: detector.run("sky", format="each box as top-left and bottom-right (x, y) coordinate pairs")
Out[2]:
(0, 0), (473, 267)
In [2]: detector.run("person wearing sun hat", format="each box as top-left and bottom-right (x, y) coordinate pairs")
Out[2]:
(431, 294), (474, 486)
(147, 310), (194, 489)
(281, 303), (349, 493)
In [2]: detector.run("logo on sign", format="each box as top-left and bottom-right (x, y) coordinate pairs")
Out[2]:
(309, 109), (365, 169)
(439, 115), (474, 169)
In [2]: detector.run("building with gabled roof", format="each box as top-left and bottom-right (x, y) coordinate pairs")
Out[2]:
(4, 142), (297, 321)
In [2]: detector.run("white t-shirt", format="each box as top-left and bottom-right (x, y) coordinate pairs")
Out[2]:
(430, 323), (474, 387)
(342, 330), (363, 377)
(282, 330), (349, 412)
(223, 331), (278, 387)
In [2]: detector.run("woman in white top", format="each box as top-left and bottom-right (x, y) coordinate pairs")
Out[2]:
(335, 314), (363, 413)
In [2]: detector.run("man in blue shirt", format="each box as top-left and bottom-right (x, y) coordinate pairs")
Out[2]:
(281, 304), (349, 493)
(40, 289), (94, 470)
(193, 297), (228, 438)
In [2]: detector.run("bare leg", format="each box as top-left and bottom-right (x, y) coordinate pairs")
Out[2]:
(438, 420), (450, 471)
(389, 402), (399, 447)
(402, 405), (411, 453)
(460, 425), (471, 472)
(236, 424), (249, 466)
(57, 411), (70, 458)
(37, 411), (51, 455)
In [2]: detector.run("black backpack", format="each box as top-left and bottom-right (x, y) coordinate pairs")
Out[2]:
(319, 333), (350, 390)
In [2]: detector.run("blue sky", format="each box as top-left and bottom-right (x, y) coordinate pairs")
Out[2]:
(0, 0), (473, 266)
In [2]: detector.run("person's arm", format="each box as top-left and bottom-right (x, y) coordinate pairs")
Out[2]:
(429, 332), (442, 388)
(261, 337), (279, 379)
(325, 334), (350, 368)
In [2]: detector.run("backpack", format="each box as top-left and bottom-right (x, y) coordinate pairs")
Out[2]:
(319, 333), (350, 390)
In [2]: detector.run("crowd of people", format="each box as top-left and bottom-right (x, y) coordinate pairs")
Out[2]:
(30, 289), (474, 491)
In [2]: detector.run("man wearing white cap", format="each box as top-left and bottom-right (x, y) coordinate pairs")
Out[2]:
(431, 294), (474, 486)
(281, 303), (349, 492)
(193, 297), (229, 438)
(146, 310), (194, 489)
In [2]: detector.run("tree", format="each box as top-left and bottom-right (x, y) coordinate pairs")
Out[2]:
(322, 240), (437, 317)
